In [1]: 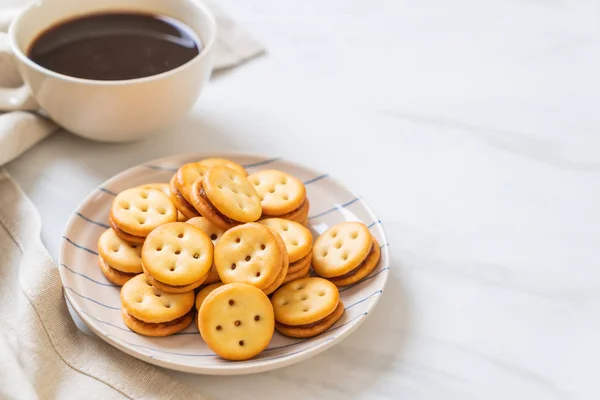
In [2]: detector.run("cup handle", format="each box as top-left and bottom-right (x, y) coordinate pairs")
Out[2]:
(0, 32), (38, 111)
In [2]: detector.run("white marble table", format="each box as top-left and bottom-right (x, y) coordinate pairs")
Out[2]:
(6, 0), (600, 398)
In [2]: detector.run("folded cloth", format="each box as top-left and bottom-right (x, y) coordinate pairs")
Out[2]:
(0, 1), (264, 166)
(0, 170), (206, 399)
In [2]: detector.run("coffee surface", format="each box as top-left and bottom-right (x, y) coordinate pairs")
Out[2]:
(28, 13), (201, 81)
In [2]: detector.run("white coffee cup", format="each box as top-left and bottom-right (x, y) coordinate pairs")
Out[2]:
(0, 0), (216, 142)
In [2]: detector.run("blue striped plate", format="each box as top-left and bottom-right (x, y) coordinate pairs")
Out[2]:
(58, 153), (389, 375)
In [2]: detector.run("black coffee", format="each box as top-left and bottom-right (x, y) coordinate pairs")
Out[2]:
(28, 13), (201, 81)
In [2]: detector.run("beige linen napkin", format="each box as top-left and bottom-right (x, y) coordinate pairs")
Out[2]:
(0, 170), (204, 399)
(0, 1), (264, 166)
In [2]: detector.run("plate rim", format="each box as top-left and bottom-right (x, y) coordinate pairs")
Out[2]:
(58, 152), (390, 375)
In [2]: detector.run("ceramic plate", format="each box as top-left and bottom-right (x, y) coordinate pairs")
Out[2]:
(58, 154), (389, 375)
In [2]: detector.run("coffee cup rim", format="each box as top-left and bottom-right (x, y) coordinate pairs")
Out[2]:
(8, 0), (216, 85)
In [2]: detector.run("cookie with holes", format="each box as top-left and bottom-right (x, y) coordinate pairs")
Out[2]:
(214, 223), (287, 293)
(194, 282), (224, 330)
(189, 166), (262, 230)
(169, 175), (201, 219)
(271, 277), (344, 338)
(198, 158), (247, 176)
(186, 216), (226, 285)
(175, 162), (209, 204)
(109, 187), (177, 244)
(97, 228), (143, 285)
(120, 274), (195, 336)
(312, 222), (381, 286)
(138, 183), (187, 221)
(141, 222), (214, 293)
(259, 218), (313, 277)
(249, 170), (308, 224)
(199, 283), (274, 360)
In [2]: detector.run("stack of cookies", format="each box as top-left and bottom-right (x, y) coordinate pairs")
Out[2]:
(259, 218), (313, 284)
(121, 274), (195, 337)
(190, 166), (262, 229)
(311, 222), (380, 286)
(249, 170), (310, 225)
(97, 227), (143, 286)
(94, 156), (381, 362)
(214, 223), (289, 296)
(271, 277), (344, 338)
(109, 187), (178, 244)
(141, 222), (214, 293)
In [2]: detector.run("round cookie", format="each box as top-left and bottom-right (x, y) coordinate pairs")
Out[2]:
(271, 277), (343, 338)
(214, 223), (284, 290)
(139, 183), (187, 221)
(175, 162), (209, 203)
(198, 158), (247, 176)
(312, 222), (373, 278)
(328, 238), (380, 286)
(199, 283), (274, 361)
(141, 222), (213, 292)
(97, 228), (142, 273)
(169, 175), (200, 219)
(110, 187), (177, 237)
(190, 166), (261, 230)
(120, 274), (195, 336)
(271, 277), (339, 325)
(249, 170), (306, 216)
(258, 218), (312, 263)
(121, 274), (195, 323)
(98, 255), (138, 286)
(186, 216), (226, 284)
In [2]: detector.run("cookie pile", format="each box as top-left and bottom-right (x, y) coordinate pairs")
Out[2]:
(259, 218), (313, 284)
(312, 222), (381, 286)
(271, 277), (344, 338)
(95, 157), (381, 361)
(97, 228), (143, 286)
(214, 222), (289, 295)
(248, 170), (309, 225)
